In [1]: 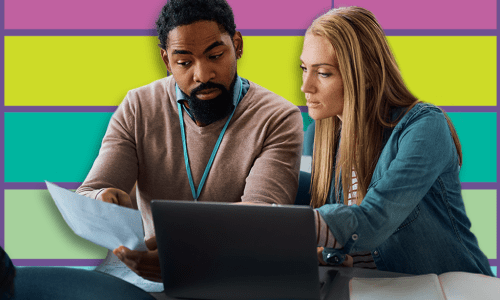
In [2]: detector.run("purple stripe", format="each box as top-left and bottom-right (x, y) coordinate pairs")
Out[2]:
(489, 259), (499, 267)
(7, 105), (496, 114)
(12, 259), (104, 267)
(300, 106), (499, 114)
(461, 182), (498, 190)
(4, 106), (118, 113)
(239, 29), (307, 36)
(440, 106), (499, 113)
(384, 29), (497, 36)
(3, 28), (498, 37)
(4, 182), (82, 190)
(3, 181), (494, 191)
(496, 1), (500, 265)
(7, 105), (495, 114)
(1, 0), (5, 249)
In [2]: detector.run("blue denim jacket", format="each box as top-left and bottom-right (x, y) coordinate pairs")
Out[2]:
(317, 103), (494, 276)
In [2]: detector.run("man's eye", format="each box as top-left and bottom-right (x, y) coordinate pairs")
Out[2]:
(209, 52), (223, 60)
(177, 61), (191, 66)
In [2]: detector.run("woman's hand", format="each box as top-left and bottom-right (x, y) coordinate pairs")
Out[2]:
(113, 237), (162, 282)
(317, 247), (353, 267)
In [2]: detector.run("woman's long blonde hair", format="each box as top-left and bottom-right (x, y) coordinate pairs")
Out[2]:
(309, 7), (462, 208)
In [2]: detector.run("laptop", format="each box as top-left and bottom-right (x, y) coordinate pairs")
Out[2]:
(151, 200), (330, 300)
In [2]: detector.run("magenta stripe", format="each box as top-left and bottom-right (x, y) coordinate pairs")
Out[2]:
(12, 259), (104, 267)
(337, 0), (496, 30)
(4, 29), (156, 36)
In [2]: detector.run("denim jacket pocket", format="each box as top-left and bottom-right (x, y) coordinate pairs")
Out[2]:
(394, 204), (421, 232)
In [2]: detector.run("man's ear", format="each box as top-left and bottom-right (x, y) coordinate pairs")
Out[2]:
(233, 31), (243, 59)
(160, 49), (172, 73)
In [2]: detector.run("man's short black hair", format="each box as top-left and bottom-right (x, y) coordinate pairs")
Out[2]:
(156, 0), (237, 50)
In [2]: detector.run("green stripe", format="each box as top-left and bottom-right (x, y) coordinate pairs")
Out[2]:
(462, 190), (497, 259)
(5, 189), (107, 259)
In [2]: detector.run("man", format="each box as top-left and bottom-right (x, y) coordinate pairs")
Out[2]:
(1, 247), (15, 299)
(76, 0), (303, 281)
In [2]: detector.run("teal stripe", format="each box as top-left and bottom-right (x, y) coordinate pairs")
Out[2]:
(448, 113), (497, 183)
(301, 112), (314, 131)
(4, 112), (496, 183)
(5, 113), (112, 182)
(16, 266), (97, 270)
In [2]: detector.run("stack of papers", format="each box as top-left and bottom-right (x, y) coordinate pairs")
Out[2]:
(45, 181), (163, 292)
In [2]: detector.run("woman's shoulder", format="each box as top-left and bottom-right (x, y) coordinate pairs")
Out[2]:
(393, 102), (447, 131)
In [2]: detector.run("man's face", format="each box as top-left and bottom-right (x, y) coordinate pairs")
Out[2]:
(161, 20), (242, 101)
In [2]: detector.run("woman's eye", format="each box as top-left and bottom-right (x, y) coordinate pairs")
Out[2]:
(300, 65), (307, 72)
(319, 72), (332, 78)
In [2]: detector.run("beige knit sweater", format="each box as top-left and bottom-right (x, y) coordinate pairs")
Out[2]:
(76, 76), (303, 239)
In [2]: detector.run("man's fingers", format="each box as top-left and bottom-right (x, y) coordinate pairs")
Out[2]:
(145, 237), (157, 250)
(117, 190), (133, 208)
(98, 188), (133, 208)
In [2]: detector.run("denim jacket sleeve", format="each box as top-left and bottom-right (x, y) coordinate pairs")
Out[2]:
(317, 105), (458, 264)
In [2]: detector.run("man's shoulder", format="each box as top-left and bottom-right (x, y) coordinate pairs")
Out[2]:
(127, 76), (175, 99)
(244, 79), (300, 113)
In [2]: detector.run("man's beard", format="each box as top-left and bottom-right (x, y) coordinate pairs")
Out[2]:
(187, 77), (236, 126)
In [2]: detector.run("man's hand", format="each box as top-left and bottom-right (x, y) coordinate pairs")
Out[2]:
(113, 237), (162, 282)
(97, 188), (133, 208)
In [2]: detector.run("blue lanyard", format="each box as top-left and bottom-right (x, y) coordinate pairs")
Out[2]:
(178, 77), (243, 201)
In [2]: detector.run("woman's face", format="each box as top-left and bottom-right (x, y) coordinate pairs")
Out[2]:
(300, 33), (344, 121)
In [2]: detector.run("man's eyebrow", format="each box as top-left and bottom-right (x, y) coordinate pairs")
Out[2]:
(172, 49), (192, 55)
(171, 41), (225, 56)
(204, 41), (225, 53)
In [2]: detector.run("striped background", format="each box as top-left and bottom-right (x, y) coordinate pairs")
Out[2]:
(2, 0), (498, 276)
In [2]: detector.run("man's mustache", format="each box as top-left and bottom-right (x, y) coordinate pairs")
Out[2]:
(190, 82), (227, 97)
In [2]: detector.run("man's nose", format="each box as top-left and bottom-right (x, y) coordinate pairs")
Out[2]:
(193, 62), (215, 83)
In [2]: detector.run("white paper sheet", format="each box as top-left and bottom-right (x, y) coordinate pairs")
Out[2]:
(95, 250), (164, 292)
(45, 181), (148, 251)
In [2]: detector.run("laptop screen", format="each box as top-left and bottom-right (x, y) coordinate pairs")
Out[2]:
(151, 200), (321, 300)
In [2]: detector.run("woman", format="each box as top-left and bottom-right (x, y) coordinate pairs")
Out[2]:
(300, 6), (494, 276)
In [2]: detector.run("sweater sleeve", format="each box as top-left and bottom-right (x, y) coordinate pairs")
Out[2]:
(76, 92), (138, 200)
(240, 108), (303, 205)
